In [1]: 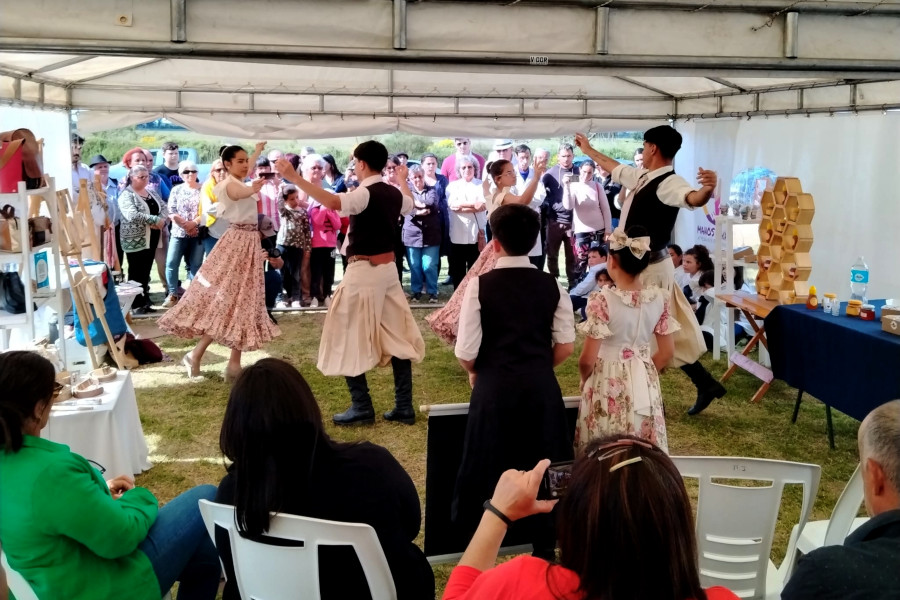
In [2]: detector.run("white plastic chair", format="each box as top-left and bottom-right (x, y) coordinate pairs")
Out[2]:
(783, 463), (868, 571)
(198, 499), (397, 600)
(671, 456), (821, 600)
(1, 549), (40, 600)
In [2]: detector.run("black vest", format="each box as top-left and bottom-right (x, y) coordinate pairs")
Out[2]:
(624, 170), (679, 251)
(476, 267), (560, 374)
(346, 182), (402, 258)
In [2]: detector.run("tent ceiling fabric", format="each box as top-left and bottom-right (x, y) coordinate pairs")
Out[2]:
(1, 0), (899, 138)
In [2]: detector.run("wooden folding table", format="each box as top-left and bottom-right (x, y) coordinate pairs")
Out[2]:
(717, 291), (780, 403)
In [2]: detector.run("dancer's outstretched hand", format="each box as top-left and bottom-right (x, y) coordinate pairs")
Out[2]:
(574, 132), (592, 153)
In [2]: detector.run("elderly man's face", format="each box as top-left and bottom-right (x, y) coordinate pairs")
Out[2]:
(93, 162), (110, 180)
(497, 148), (512, 161)
(534, 150), (550, 165)
(267, 150), (284, 163)
(516, 151), (531, 172)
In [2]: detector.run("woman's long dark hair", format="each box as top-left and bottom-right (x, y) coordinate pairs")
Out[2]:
(557, 435), (707, 600)
(0, 352), (55, 453)
(321, 154), (340, 178)
(220, 358), (339, 536)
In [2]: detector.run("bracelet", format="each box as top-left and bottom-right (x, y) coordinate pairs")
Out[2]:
(482, 500), (513, 527)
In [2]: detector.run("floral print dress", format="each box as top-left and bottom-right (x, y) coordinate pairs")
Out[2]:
(575, 286), (679, 454)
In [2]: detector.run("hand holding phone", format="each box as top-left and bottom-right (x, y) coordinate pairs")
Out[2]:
(537, 460), (573, 500)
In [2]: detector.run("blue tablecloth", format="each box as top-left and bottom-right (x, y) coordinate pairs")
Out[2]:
(765, 300), (900, 421)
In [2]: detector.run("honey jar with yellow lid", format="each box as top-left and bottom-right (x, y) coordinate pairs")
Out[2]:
(846, 299), (863, 317)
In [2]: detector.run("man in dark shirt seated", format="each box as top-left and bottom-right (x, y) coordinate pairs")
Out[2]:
(782, 399), (900, 600)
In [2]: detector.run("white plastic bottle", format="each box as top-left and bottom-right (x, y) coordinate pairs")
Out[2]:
(850, 256), (869, 303)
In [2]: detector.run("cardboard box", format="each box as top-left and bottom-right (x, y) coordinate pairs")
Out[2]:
(884, 315), (900, 336)
(882, 304), (900, 321)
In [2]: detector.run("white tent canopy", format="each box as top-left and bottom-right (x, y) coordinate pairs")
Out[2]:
(1, 0), (900, 138)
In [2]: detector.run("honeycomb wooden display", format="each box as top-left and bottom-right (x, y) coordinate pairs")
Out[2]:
(755, 177), (815, 304)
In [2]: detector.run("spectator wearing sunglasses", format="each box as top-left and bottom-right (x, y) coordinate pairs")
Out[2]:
(162, 160), (205, 309)
(444, 436), (740, 600)
(441, 137), (486, 183)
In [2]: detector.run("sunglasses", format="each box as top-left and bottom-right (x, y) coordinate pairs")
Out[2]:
(213, 168), (227, 172)
(181, 170), (198, 175)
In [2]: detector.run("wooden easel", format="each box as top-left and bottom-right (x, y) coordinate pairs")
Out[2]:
(56, 189), (127, 370)
(76, 179), (102, 261)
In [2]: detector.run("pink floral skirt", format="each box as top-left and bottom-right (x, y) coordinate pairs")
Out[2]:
(158, 224), (280, 351)
(426, 242), (498, 346)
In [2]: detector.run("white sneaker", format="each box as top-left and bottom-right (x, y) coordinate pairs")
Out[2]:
(276, 300), (289, 309)
(310, 298), (319, 308)
(324, 296), (332, 308)
(291, 300), (302, 308)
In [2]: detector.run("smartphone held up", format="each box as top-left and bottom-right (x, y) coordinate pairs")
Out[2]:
(537, 461), (573, 500)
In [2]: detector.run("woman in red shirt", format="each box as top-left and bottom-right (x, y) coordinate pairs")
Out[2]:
(443, 435), (740, 600)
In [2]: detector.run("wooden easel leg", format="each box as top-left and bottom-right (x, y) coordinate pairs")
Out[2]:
(791, 389), (803, 423)
(750, 382), (771, 404)
(826, 405), (835, 450)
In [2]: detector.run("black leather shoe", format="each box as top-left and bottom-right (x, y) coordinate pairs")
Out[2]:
(383, 407), (416, 425)
(333, 405), (375, 426)
(687, 381), (727, 416)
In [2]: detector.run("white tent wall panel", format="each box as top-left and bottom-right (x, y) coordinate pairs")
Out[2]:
(0, 0), (170, 41)
(722, 94), (756, 113)
(800, 15), (900, 61)
(677, 98), (719, 115)
(45, 57), (160, 82)
(804, 86), (855, 109)
(188, 0), (392, 49)
(325, 95), (390, 113)
(392, 97), (458, 114)
(72, 88), (176, 109)
(683, 113), (900, 300)
(608, 10), (784, 58)
(180, 91), (251, 111)
(586, 99), (672, 117)
(19, 80), (41, 103)
(253, 94), (322, 112)
(759, 90), (803, 111)
(627, 77), (724, 96)
(523, 99), (583, 116)
(77, 111), (164, 133)
(0, 75), (14, 98)
(44, 84), (67, 106)
(456, 98), (521, 116)
(858, 81), (900, 104)
(407, 4), (593, 54)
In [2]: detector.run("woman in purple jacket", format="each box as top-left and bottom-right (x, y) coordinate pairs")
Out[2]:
(402, 164), (442, 302)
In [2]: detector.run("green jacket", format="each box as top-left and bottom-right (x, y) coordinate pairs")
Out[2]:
(0, 436), (160, 600)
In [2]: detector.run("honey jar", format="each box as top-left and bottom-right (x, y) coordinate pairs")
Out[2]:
(860, 304), (876, 321)
(846, 299), (863, 317)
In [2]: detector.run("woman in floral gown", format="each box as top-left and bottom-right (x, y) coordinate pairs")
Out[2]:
(576, 226), (679, 453)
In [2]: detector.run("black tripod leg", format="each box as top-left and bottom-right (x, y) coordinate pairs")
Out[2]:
(791, 389), (803, 424)
(826, 404), (835, 450)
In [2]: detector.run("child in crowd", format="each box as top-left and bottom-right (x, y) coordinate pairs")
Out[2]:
(696, 268), (753, 351)
(309, 200), (342, 306)
(276, 184), (311, 308)
(576, 226), (678, 453)
(669, 243), (687, 288)
(453, 203), (575, 558)
(569, 246), (609, 321)
(681, 244), (713, 308)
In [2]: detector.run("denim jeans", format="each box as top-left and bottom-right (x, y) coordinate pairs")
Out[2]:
(166, 236), (204, 295)
(202, 235), (218, 257)
(406, 245), (440, 296)
(138, 484), (220, 600)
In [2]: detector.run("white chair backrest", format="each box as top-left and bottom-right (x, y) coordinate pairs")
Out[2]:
(672, 456), (821, 600)
(1, 549), (40, 600)
(198, 500), (397, 600)
(822, 462), (865, 546)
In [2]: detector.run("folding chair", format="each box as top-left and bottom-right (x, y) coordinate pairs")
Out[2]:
(198, 500), (397, 600)
(781, 462), (867, 577)
(671, 456), (821, 600)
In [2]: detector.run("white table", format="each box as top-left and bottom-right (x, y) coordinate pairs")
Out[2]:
(42, 371), (151, 476)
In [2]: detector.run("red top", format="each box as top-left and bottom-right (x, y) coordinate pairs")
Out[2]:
(442, 556), (741, 600)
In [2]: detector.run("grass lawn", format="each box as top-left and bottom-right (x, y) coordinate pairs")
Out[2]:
(131, 300), (861, 595)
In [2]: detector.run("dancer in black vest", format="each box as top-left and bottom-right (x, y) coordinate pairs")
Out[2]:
(275, 142), (426, 425)
(575, 127), (726, 415)
(453, 203), (575, 556)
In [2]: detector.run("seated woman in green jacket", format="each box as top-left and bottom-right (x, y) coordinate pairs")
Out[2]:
(0, 352), (220, 600)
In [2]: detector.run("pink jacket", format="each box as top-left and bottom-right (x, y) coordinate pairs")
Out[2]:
(309, 204), (342, 248)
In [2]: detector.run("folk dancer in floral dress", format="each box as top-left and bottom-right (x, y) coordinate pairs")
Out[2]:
(576, 227), (679, 453)
(159, 143), (280, 382)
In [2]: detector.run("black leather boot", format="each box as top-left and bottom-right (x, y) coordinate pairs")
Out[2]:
(681, 361), (727, 416)
(384, 357), (415, 425)
(334, 375), (375, 426)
